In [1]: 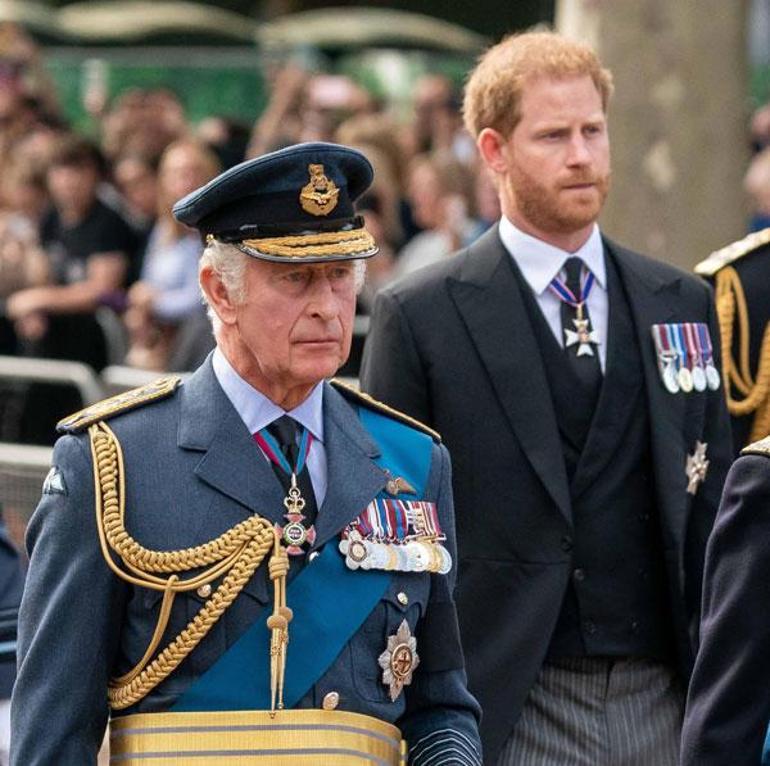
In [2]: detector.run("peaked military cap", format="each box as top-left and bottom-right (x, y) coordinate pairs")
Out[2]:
(172, 141), (379, 263)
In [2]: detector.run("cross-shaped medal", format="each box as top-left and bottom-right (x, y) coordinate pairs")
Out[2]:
(564, 303), (600, 357)
(685, 441), (709, 495)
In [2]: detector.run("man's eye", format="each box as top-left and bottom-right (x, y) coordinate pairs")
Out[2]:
(329, 266), (353, 280)
(284, 271), (308, 283)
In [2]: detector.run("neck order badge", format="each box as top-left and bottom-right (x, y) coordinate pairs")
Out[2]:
(548, 260), (600, 357)
(254, 423), (316, 555)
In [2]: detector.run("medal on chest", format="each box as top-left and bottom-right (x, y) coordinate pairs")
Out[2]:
(339, 498), (452, 575)
(548, 264), (601, 357)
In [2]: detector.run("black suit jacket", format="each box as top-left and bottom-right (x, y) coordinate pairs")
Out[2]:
(361, 225), (733, 764)
(681, 447), (770, 766)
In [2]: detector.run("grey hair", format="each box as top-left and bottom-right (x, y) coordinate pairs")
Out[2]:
(200, 239), (369, 326)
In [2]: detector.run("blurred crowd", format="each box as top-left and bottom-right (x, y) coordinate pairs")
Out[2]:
(3, 20), (770, 387)
(0, 23), (500, 397)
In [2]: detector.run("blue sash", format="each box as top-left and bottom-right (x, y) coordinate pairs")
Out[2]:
(172, 404), (433, 712)
(762, 723), (770, 764)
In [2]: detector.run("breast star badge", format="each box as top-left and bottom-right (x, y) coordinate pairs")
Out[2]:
(378, 619), (419, 702)
(686, 441), (709, 495)
(564, 316), (600, 357)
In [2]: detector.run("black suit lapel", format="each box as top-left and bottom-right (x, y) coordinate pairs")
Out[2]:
(608, 240), (689, 546)
(448, 227), (571, 522)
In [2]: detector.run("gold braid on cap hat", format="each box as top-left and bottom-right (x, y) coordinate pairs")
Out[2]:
(716, 266), (770, 442)
(89, 421), (292, 712)
(240, 227), (376, 258)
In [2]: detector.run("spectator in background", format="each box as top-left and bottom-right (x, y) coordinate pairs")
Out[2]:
(750, 100), (770, 154)
(0, 213), (49, 356)
(247, 63), (308, 158)
(124, 139), (219, 370)
(248, 68), (374, 157)
(196, 115), (250, 170)
(5, 134), (137, 371)
(405, 73), (476, 165)
(112, 152), (159, 242)
(394, 152), (485, 279)
(744, 146), (770, 232)
(298, 73), (374, 144)
(1, 160), (49, 228)
(0, 23), (60, 171)
(101, 87), (187, 164)
(355, 190), (396, 315)
(335, 112), (408, 248)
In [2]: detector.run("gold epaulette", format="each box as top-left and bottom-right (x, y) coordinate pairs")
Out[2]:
(57, 376), (182, 434)
(695, 228), (770, 276)
(741, 435), (770, 457)
(331, 378), (441, 443)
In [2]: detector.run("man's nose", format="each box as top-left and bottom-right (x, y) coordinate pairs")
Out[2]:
(309, 276), (339, 319)
(566, 134), (592, 165)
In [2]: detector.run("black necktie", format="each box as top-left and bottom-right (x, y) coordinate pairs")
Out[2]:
(561, 256), (602, 405)
(266, 415), (318, 529)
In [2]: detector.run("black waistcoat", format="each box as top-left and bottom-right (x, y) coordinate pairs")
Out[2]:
(510, 251), (675, 660)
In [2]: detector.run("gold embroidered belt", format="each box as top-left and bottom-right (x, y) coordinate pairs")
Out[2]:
(109, 708), (407, 765)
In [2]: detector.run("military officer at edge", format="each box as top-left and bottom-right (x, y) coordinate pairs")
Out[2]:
(10, 142), (482, 765)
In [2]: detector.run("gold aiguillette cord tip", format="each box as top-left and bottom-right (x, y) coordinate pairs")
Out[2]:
(266, 530), (292, 714)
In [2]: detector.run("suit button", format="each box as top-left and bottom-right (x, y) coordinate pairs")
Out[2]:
(322, 691), (340, 710)
(560, 536), (573, 552)
(308, 551), (320, 563)
(572, 568), (586, 582)
(584, 620), (596, 635)
(631, 620), (640, 634)
(397, 592), (409, 606)
(196, 584), (212, 598)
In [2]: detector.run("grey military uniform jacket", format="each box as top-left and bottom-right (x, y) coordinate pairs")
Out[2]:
(11, 358), (482, 765)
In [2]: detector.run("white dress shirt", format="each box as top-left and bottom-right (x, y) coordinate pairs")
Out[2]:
(498, 216), (609, 371)
(212, 348), (327, 507)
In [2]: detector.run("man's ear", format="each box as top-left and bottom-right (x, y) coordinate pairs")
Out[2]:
(199, 265), (238, 325)
(477, 128), (510, 175)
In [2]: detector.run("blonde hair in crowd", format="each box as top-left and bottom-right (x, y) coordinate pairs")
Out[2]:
(463, 30), (614, 139)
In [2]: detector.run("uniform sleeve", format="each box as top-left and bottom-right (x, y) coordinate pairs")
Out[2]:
(11, 434), (127, 766)
(681, 454), (770, 766)
(401, 442), (482, 766)
(361, 288), (433, 426)
(683, 284), (735, 636)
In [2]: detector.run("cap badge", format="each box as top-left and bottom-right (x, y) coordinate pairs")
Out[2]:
(300, 163), (339, 216)
(378, 619), (419, 701)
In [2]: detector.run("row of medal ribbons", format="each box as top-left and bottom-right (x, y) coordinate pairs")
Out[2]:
(339, 499), (452, 575)
(651, 322), (721, 394)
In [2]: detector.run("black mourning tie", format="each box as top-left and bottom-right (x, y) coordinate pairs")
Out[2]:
(561, 256), (602, 404)
(267, 415), (318, 529)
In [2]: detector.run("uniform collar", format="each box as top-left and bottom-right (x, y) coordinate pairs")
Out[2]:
(212, 347), (325, 442)
(498, 216), (606, 295)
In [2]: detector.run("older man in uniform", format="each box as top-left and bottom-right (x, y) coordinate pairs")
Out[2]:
(11, 142), (482, 765)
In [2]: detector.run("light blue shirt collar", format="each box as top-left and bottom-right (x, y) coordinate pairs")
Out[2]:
(212, 347), (325, 442)
(498, 216), (606, 295)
